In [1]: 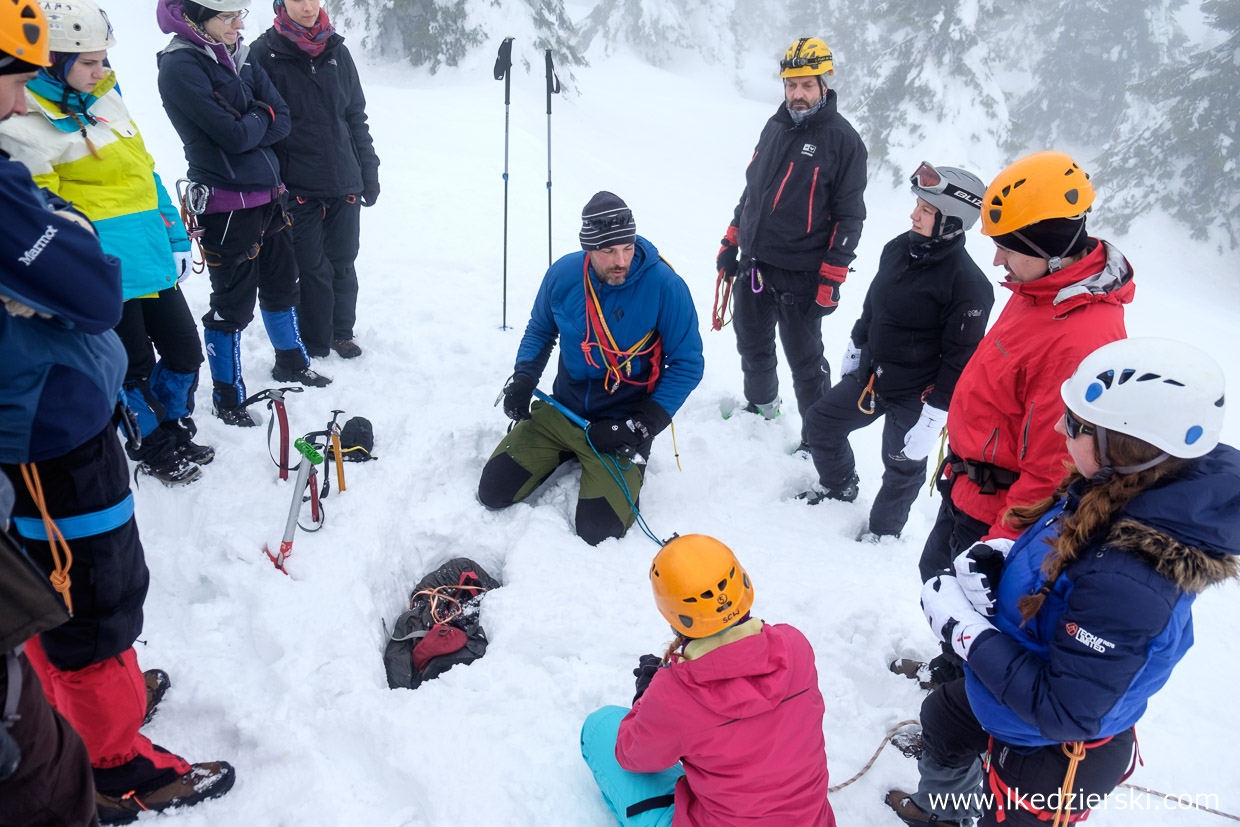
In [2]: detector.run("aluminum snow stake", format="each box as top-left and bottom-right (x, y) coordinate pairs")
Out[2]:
(263, 437), (324, 575)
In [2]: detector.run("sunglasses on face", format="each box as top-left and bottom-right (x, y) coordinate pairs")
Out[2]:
(1063, 407), (1095, 439)
(582, 209), (632, 232)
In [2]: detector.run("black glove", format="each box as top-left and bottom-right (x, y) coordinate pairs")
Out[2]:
(588, 417), (649, 457)
(632, 654), (661, 704)
(361, 181), (380, 207)
(247, 99), (275, 125)
(952, 540), (1013, 617)
(716, 238), (739, 283)
(500, 373), (536, 422)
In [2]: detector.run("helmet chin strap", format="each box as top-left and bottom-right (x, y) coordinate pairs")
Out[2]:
(1093, 427), (1170, 479)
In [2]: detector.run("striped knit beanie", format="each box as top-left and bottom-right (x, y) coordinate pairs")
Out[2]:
(579, 191), (636, 251)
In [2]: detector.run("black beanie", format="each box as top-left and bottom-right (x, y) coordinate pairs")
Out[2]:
(184, 1), (222, 25)
(0, 55), (40, 76)
(579, 191), (636, 251)
(994, 216), (1090, 261)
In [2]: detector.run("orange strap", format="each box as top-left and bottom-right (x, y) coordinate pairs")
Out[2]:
(18, 463), (74, 614)
(580, 258), (661, 394)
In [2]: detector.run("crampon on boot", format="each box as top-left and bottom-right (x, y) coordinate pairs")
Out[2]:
(96, 761), (236, 825)
(271, 364), (332, 387)
(797, 471), (860, 505)
(135, 454), (201, 487)
(161, 418), (215, 465)
(143, 669), (170, 726)
(213, 403), (258, 428)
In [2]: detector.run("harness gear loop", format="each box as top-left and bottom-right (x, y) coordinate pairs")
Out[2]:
(857, 374), (877, 414)
(18, 463), (74, 614)
(579, 258), (662, 395)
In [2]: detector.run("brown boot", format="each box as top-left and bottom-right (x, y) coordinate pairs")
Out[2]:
(889, 658), (938, 691)
(886, 790), (960, 825)
(142, 669), (170, 725)
(96, 761), (236, 824)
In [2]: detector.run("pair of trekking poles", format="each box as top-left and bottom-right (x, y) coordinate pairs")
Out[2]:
(494, 37), (561, 331)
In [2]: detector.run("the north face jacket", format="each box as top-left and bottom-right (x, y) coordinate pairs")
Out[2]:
(728, 92), (867, 276)
(251, 28), (379, 199)
(944, 239), (1135, 539)
(616, 622), (836, 826)
(514, 236), (704, 427)
(850, 232), (994, 410)
(0, 72), (189, 301)
(965, 445), (1240, 747)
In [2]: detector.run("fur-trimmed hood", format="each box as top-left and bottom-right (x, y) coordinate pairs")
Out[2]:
(1110, 443), (1240, 593)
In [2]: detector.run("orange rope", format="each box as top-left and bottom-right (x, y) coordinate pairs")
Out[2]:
(1052, 741), (1088, 827)
(580, 260), (659, 393)
(18, 463), (74, 614)
(409, 583), (490, 626)
(711, 268), (734, 331)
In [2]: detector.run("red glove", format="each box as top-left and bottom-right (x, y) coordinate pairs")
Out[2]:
(816, 263), (848, 310)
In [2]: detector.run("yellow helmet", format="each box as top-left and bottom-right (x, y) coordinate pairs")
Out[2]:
(981, 150), (1096, 237)
(650, 535), (754, 638)
(0, 0), (51, 68)
(780, 37), (833, 79)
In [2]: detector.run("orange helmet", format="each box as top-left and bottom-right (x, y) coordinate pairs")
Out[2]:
(981, 150), (1095, 237)
(650, 535), (754, 638)
(0, 0), (50, 68)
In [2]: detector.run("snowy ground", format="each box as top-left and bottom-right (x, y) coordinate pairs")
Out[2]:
(97, 7), (1240, 826)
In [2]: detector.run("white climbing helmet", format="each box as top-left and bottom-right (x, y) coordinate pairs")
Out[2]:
(1061, 337), (1226, 459)
(42, 0), (115, 53)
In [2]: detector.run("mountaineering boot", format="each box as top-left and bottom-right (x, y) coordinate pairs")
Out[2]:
(96, 761), (237, 824)
(858, 527), (900, 543)
(213, 402), (257, 427)
(159, 417), (215, 465)
(797, 471), (860, 505)
(890, 657), (949, 691)
(742, 394), (782, 420)
(271, 363), (332, 387)
(331, 337), (363, 359)
(143, 669), (171, 726)
(886, 791), (960, 826)
(136, 454), (201, 487)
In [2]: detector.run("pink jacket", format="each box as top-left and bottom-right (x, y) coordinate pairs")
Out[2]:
(615, 623), (836, 827)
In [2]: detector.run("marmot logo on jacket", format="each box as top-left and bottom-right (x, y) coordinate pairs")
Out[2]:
(19, 225), (57, 266)
(1065, 622), (1115, 653)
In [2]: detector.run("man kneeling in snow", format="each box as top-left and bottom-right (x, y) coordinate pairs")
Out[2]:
(479, 192), (704, 544)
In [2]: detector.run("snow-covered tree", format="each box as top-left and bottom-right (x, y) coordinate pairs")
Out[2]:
(1094, 0), (1240, 248)
(578, 0), (739, 66)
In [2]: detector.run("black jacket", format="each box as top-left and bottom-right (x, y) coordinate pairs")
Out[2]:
(157, 38), (291, 192)
(252, 30), (379, 198)
(849, 232), (993, 410)
(730, 92), (867, 275)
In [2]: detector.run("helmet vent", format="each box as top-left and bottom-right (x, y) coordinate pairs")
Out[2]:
(1215, 396), (1225, 408)
(1136, 373), (1161, 382)
(717, 578), (728, 591)
(679, 615), (694, 629)
(714, 600), (733, 614)
(1065, 189), (1079, 205)
(743, 573), (750, 589)
(1095, 370), (1116, 389)
(1118, 369), (1137, 385)
(698, 589), (715, 600)
(682, 596), (697, 603)
(1164, 379), (1185, 387)
(22, 6), (37, 20)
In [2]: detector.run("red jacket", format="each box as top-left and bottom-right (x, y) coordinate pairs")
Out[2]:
(615, 623), (835, 827)
(945, 240), (1135, 538)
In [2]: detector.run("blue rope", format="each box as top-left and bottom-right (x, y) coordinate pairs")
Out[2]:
(532, 389), (664, 546)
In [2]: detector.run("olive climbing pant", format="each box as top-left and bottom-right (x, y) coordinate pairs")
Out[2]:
(478, 401), (650, 545)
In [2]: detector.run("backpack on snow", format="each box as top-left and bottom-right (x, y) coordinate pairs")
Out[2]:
(330, 416), (377, 462)
(383, 558), (501, 690)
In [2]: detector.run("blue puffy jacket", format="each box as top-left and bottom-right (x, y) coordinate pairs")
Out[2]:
(514, 236), (704, 425)
(965, 445), (1240, 747)
(0, 156), (126, 464)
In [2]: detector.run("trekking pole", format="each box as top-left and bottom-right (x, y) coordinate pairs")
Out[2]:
(544, 49), (561, 267)
(263, 437), (324, 576)
(493, 37), (514, 330)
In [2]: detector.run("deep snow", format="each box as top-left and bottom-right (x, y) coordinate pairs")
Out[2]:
(87, 5), (1240, 825)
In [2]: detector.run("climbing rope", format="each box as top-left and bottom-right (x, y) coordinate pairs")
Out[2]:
(18, 463), (74, 614)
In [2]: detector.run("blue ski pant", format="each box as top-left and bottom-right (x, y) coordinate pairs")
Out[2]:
(581, 705), (681, 827)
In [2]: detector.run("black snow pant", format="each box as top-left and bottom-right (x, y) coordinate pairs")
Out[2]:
(114, 287), (203, 466)
(0, 651), (98, 827)
(918, 474), (991, 683)
(732, 261), (832, 441)
(199, 197), (309, 409)
(804, 374), (926, 536)
(913, 678), (1135, 825)
(289, 194), (361, 356)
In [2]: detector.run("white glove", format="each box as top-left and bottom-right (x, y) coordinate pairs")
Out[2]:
(952, 539), (1015, 617)
(920, 575), (995, 661)
(173, 250), (194, 284)
(840, 338), (861, 377)
(1, 293), (51, 319)
(900, 403), (948, 462)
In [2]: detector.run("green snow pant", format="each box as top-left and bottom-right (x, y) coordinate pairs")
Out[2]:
(478, 401), (648, 545)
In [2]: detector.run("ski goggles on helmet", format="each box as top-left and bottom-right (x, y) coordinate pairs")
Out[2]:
(910, 161), (948, 193)
(1063, 407), (1096, 440)
(582, 209), (633, 232)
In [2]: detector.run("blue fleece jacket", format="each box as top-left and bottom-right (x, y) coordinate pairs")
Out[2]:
(514, 236), (703, 425)
(965, 444), (1240, 747)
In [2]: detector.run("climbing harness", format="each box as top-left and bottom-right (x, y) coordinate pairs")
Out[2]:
(176, 178), (210, 275)
(580, 258), (662, 395)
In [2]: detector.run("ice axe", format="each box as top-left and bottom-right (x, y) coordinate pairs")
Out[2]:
(263, 437), (325, 576)
(238, 386), (304, 480)
(328, 409), (346, 494)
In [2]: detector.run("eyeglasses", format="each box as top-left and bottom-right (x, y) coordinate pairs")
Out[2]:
(1063, 407), (1095, 439)
(582, 209), (632, 232)
(217, 9), (249, 24)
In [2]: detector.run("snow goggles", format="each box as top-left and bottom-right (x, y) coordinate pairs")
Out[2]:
(1063, 407), (1096, 440)
(582, 209), (633, 232)
(910, 161), (948, 193)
